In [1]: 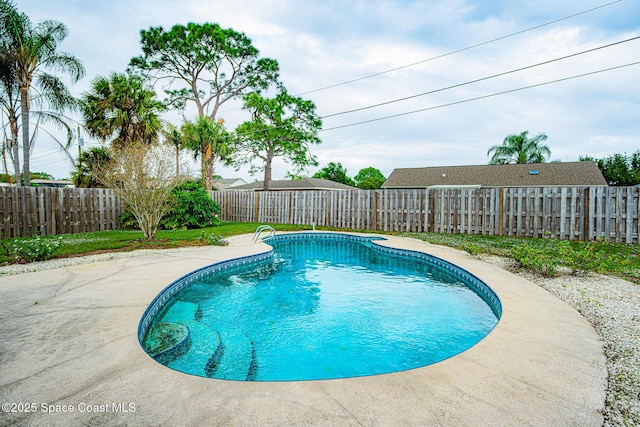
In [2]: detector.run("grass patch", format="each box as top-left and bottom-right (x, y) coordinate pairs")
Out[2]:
(0, 222), (311, 264)
(403, 232), (640, 283)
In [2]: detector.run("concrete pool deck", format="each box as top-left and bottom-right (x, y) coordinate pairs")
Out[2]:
(0, 233), (606, 426)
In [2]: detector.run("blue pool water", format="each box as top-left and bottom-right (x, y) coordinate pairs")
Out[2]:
(140, 233), (501, 381)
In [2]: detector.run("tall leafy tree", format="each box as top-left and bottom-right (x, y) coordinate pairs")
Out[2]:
(181, 116), (231, 191)
(487, 131), (550, 165)
(233, 88), (322, 191)
(354, 167), (386, 189)
(81, 72), (164, 150)
(313, 162), (355, 186)
(580, 151), (640, 186)
(0, 0), (84, 186)
(129, 22), (279, 120)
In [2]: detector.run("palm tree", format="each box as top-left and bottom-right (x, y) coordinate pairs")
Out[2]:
(181, 116), (231, 191)
(70, 146), (112, 188)
(487, 131), (551, 165)
(81, 72), (164, 150)
(0, 0), (85, 186)
(0, 49), (20, 184)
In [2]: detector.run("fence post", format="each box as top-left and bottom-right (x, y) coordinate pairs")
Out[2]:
(583, 187), (590, 241)
(498, 187), (504, 236)
(372, 191), (379, 231)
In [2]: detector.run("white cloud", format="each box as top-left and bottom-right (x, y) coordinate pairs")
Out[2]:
(12, 0), (640, 181)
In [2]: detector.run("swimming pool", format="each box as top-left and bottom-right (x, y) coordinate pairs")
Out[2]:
(139, 232), (501, 381)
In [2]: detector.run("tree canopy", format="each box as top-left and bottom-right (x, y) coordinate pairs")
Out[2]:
(313, 162), (355, 187)
(129, 22), (279, 120)
(180, 116), (231, 191)
(0, 0), (84, 185)
(580, 151), (640, 186)
(354, 167), (385, 189)
(81, 72), (164, 150)
(487, 131), (550, 165)
(232, 88), (322, 191)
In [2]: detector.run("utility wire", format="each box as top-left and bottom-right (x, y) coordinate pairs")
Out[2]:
(232, 58), (638, 139)
(322, 35), (639, 118)
(296, 0), (624, 95)
(219, 0), (623, 115)
(319, 61), (640, 132)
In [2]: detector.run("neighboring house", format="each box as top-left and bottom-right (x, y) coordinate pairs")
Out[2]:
(232, 177), (357, 191)
(212, 178), (248, 191)
(31, 179), (74, 188)
(381, 162), (608, 189)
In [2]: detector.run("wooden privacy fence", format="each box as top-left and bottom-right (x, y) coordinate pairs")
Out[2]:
(2, 186), (638, 243)
(212, 186), (640, 243)
(1, 186), (121, 239)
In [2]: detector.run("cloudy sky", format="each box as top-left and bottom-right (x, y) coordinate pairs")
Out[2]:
(15, 0), (640, 182)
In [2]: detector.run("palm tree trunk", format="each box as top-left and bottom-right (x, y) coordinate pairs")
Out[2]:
(202, 155), (214, 191)
(1, 140), (11, 184)
(8, 138), (20, 184)
(9, 114), (20, 185)
(19, 86), (30, 186)
(175, 145), (179, 178)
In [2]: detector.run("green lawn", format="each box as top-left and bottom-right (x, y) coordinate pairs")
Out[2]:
(0, 223), (311, 264)
(403, 232), (640, 283)
(1, 224), (638, 283)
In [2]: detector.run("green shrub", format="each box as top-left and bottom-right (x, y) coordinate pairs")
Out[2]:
(197, 231), (229, 246)
(558, 240), (631, 275)
(461, 242), (484, 256)
(9, 236), (63, 263)
(161, 181), (221, 230)
(118, 209), (139, 230)
(511, 244), (559, 277)
(119, 181), (222, 231)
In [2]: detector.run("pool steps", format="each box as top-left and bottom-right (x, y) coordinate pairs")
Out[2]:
(154, 300), (257, 380)
(207, 320), (255, 380)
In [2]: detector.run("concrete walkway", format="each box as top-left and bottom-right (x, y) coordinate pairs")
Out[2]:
(0, 233), (606, 426)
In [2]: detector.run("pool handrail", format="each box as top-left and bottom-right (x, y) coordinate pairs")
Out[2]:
(253, 225), (275, 242)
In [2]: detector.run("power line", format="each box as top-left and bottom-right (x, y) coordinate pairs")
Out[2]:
(322, 35), (640, 118)
(218, 0), (623, 115)
(296, 0), (624, 96)
(319, 61), (640, 132)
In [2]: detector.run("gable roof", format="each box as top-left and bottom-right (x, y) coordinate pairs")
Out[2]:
(382, 161), (608, 188)
(212, 178), (248, 190)
(232, 177), (357, 191)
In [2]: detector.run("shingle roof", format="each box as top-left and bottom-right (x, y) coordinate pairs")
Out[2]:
(382, 161), (608, 188)
(232, 177), (357, 191)
(212, 178), (247, 190)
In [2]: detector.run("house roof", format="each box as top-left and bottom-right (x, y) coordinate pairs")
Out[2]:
(31, 179), (73, 188)
(212, 178), (248, 190)
(232, 177), (357, 191)
(382, 161), (608, 188)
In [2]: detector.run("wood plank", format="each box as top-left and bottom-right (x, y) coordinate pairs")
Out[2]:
(625, 186), (633, 243)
